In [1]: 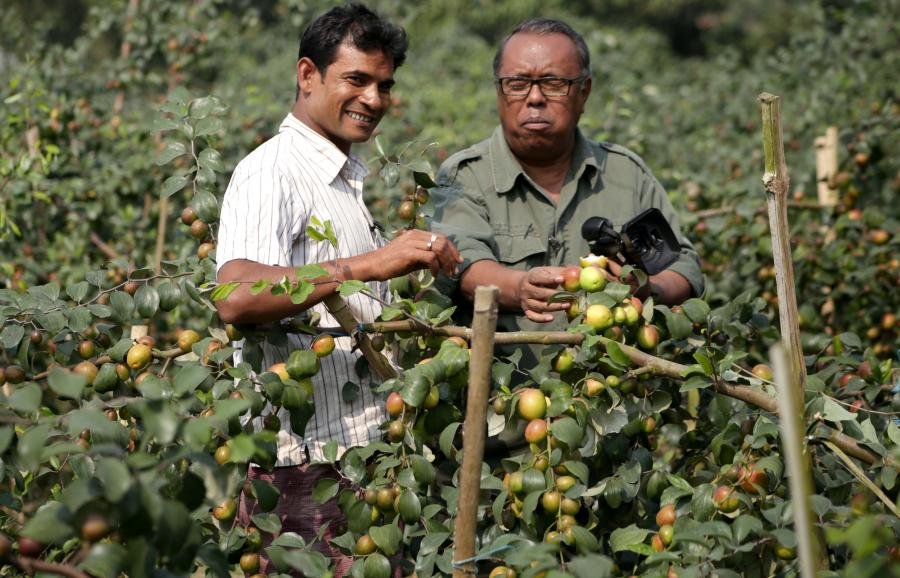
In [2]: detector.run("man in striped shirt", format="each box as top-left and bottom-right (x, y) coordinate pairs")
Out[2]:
(215, 4), (461, 574)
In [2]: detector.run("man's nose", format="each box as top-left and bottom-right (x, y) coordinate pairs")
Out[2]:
(525, 82), (546, 105)
(359, 84), (386, 110)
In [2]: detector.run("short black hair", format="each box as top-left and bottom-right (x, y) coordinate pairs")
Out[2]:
(298, 3), (408, 74)
(493, 18), (591, 78)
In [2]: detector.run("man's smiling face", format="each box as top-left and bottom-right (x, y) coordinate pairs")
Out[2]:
(297, 41), (395, 154)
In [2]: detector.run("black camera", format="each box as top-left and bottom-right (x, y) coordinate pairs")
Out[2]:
(581, 208), (680, 275)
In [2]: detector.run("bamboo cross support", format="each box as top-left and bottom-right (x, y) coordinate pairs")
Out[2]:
(758, 93), (807, 401)
(323, 293), (396, 381)
(453, 286), (499, 578)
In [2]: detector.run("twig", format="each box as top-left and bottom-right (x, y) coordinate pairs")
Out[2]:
(89, 232), (118, 260)
(10, 556), (91, 578)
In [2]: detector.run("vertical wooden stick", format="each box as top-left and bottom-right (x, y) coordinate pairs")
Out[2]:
(453, 286), (499, 578)
(770, 344), (824, 576)
(814, 126), (839, 208)
(758, 93), (807, 398)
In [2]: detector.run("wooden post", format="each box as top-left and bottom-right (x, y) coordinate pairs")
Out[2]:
(323, 293), (397, 381)
(453, 286), (499, 578)
(758, 93), (807, 398)
(770, 344), (824, 575)
(814, 126), (839, 207)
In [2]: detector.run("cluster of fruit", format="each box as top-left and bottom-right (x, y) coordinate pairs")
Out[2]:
(557, 256), (660, 353)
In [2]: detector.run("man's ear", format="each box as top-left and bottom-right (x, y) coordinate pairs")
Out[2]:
(576, 76), (592, 114)
(296, 57), (319, 95)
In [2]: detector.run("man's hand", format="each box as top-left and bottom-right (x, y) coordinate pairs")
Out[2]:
(372, 229), (462, 281)
(460, 261), (568, 323)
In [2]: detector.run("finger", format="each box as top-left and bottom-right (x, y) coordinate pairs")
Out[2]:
(524, 309), (555, 323)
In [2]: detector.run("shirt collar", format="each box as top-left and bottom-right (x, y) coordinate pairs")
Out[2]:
(280, 114), (369, 184)
(489, 126), (598, 194)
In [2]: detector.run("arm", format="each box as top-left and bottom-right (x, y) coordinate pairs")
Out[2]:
(216, 229), (462, 325)
(606, 260), (692, 306)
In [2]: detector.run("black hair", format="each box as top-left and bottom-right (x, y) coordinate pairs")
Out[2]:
(298, 3), (408, 74)
(492, 18), (591, 78)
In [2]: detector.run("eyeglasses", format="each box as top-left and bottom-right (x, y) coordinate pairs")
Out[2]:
(495, 76), (587, 97)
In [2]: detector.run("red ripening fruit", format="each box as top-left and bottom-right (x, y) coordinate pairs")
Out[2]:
(655, 504), (676, 527)
(524, 419), (549, 444)
(561, 266), (581, 292)
(385, 392), (405, 417)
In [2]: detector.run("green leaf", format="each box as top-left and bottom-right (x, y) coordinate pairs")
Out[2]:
(288, 281), (315, 305)
(251, 479), (281, 512)
(109, 291), (134, 322)
(732, 514), (763, 543)
(198, 148), (224, 171)
(680, 375), (712, 392)
(341, 381), (359, 403)
(173, 364), (211, 396)
(0, 324), (24, 349)
(693, 351), (714, 375)
(681, 298), (710, 322)
(822, 398), (858, 423)
(156, 141), (187, 165)
(95, 457), (132, 502)
(690, 483), (717, 521)
(66, 281), (90, 302)
(322, 440), (338, 463)
(66, 306), (93, 334)
(568, 554), (615, 578)
(413, 171), (437, 188)
(250, 279), (270, 295)
(251, 512), (282, 534)
(22, 502), (74, 544)
(0, 426), (13, 454)
(549, 417), (583, 448)
(9, 383), (42, 413)
(339, 280), (368, 297)
(369, 523), (402, 556)
(312, 478), (340, 504)
(161, 175), (190, 198)
(439, 422), (460, 458)
(194, 116), (224, 137)
(189, 95), (223, 119)
(48, 366), (87, 400)
(79, 542), (128, 578)
(609, 524), (653, 553)
(604, 341), (631, 366)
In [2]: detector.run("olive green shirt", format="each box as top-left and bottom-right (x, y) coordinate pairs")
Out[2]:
(431, 126), (704, 365)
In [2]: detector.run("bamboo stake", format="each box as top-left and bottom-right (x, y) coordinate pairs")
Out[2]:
(323, 294), (397, 380)
(770, 344), (824, 575)
(758, 93), (807, 401)
(453, 286), (499, 578)
(814, 126), (839, 208)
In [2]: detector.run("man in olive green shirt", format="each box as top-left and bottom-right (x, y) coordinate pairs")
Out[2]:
(431, 18), (703, 366)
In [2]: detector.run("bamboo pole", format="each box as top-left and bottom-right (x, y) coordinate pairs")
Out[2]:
(453, 287), (499, 578)
(758, 93), (807, 400)
(323, 294), (397, 380)
(814, 126), (839, 208)
(770, 344), (825, 575)
(360, 319), (889, 468)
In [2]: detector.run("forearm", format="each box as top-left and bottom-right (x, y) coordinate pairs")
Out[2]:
(459, 260), (525, 311)
(646, 269), (692, 306)
(216, 255), (381, 325)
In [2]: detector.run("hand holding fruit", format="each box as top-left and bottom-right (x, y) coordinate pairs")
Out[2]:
(514, 266), (569, 323)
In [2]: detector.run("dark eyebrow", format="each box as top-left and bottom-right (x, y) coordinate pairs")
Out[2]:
(342, 70), (395, 86)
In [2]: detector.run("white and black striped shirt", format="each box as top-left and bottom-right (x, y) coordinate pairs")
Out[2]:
(218, 113), (390, 466)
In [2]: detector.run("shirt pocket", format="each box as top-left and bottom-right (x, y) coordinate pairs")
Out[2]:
(494, 227), (546, 268)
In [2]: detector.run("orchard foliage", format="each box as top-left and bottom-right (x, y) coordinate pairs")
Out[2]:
(1, 1), (899, 578)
